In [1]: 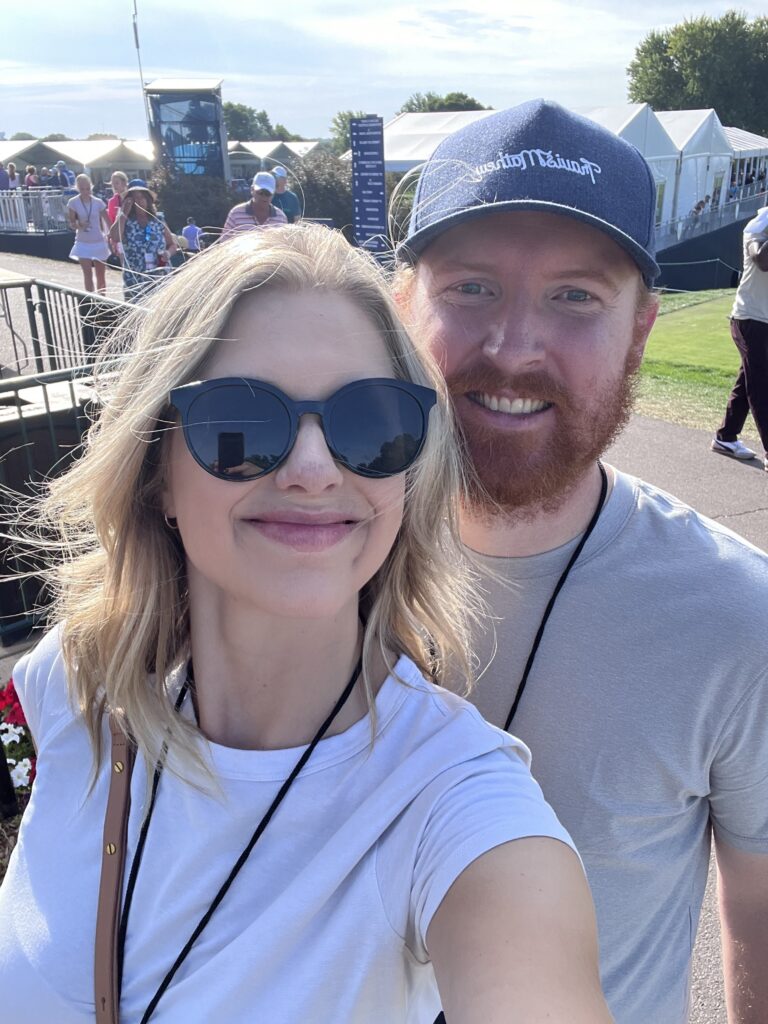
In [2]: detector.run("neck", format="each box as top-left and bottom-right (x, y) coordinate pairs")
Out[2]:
(187, 585), (372, 750)
(460, 462), (613, 558)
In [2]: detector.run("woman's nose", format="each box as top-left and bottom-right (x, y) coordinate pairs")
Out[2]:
(273, 415), (344, 492)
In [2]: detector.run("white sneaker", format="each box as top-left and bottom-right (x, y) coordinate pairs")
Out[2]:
(711, 438), (757, 460)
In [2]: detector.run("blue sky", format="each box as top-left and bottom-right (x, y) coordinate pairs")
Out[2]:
(2, 1), (765, 140)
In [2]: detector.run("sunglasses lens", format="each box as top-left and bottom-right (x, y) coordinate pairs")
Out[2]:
(185, 384), (290, 478)
(330, 384), (426, 476)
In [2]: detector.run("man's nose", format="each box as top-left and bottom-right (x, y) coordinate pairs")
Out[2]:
(478, 294), (547, 372)
(273, 415), (344, 492)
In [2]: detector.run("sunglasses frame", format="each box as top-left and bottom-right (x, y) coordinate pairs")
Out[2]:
(168, 376), (437, 481)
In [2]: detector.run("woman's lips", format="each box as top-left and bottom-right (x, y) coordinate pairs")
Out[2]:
(242, 515), (359, 551)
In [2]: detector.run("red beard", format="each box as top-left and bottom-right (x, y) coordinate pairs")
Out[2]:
(447, 357), (640, 520)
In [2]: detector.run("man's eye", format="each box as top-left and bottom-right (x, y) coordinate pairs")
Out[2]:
(454, 282), (487, 295)
(563, 289), (591, 302)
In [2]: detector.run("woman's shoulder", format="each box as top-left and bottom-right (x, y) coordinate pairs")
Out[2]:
(12, 625), (72, 748)
(386, 655), (532, 770)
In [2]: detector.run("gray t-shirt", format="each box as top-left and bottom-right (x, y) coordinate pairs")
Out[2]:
(464, 467), (768, 1024)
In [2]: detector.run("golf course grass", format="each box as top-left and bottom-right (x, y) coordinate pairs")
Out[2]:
(636, 288), (759, 442)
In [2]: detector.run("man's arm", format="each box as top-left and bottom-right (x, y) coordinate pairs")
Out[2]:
(747, 237), (768, 271)
(428, 837), (613, 1023)
(715, 838), (768, 1023)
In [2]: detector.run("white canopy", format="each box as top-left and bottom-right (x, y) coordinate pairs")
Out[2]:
(577, 104), (678, 225)
(723, 126), (768, 159)
(376, 110), (495, 172)
(656, 110), (732, 218)
(0, 140), (36, 164)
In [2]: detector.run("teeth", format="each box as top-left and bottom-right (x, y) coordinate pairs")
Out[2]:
(479, 393), (548, 415)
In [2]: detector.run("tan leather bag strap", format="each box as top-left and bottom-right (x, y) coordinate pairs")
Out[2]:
(94, 714), (135, 1024)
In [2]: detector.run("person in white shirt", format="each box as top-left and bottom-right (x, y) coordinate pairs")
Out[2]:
(0, 224), (610, 1024)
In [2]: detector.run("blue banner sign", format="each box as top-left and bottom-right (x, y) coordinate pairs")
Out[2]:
(350, 116), (387, 253)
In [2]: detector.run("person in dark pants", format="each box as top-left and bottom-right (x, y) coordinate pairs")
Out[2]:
(712, 206), (768, 470)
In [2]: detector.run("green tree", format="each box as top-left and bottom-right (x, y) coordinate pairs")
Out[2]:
(328, 110), (366, 155)
(291, 151), (353, 231)
(41, 133), (71, 142)
(627, 11), (768, 135)
(10, 131), (36, 140)
(274, 123), (305, 142)
(222, 102), (276, 140)
(86, 132), (119, 140)
(152, 167), (234, 233)
(398, 91), (488, 113)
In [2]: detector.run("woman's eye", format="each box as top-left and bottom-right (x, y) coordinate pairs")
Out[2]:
(453, 282), (488, 296)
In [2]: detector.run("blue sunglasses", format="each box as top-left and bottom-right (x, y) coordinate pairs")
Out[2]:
(169, 377), (437, 480)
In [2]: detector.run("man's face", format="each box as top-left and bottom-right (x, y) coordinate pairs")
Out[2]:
(405, 211), (658, 517)
(275, 176), (287, 193)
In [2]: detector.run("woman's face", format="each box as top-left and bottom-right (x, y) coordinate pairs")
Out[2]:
(163, 288), (407, 622)
(77, 177), (91, 195)
(111, 175), (127, 195)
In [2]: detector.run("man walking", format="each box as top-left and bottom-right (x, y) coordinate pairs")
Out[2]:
(397, 100), (768, 1024)
(711, 205), (768, 471)
(220, 172), (287, 240)
(270, 165), (302, 223)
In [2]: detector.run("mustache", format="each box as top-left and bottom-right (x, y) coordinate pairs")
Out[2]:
(445, 367), (571, 407)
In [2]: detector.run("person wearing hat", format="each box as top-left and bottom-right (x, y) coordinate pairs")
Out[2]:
(108, 179), (177, 303)
(270, 165), (302, 223)
(395, 100), (768, 1024)
(220, 171), (288, 240)
(47, 161), (71, 189)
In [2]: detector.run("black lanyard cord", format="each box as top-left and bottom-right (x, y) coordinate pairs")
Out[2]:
(117, 653), (363, 1023)
(503, 461), (608, 731)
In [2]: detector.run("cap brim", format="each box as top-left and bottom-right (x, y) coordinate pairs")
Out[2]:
(397, 199), (660, 284)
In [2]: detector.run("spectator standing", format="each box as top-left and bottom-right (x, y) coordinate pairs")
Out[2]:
(108, 179), (177, 303)
(6, 164), (22, 190)
(67, 174), (111, 294)
(220, 172), (287, 240)
(270, 165), (302, 223)
(24, 166), (39, 188)
(0, 164), (9, 190)
(48, 163), (70, 189)
(712, 205), (768, 471)
(181, 216), (203, 252)
(107, 171), (128, 224)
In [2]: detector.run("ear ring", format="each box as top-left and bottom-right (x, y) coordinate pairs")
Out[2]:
(163, 513), (178, 530)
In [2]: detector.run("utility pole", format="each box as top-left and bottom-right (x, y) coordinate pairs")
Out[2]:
(133, 0), (152, 138)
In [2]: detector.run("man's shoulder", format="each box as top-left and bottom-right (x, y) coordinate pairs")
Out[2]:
(612, 468), (768, 574)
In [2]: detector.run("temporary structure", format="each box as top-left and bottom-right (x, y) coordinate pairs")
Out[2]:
(577, 105), (678, 226)
(656, 110), (732, 219)
(374, 110), (496, 172)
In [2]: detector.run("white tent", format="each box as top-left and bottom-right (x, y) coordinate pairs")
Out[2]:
(376, 110), (496, 172)
(723, 126), (768, 159)
(577, 105), (678, 226)
(656, 110), (732, 218)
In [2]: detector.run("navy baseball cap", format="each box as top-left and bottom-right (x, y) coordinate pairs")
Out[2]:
(399, 99), (660, 284)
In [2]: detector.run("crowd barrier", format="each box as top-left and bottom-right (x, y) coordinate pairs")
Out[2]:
(0, 189), (71, 234)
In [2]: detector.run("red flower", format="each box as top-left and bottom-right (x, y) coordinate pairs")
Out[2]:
(0, 679), (28, 727)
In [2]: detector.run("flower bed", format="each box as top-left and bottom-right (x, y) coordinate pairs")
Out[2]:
(0, 679), (34, 883)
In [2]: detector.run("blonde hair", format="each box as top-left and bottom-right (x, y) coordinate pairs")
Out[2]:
(32, 224), (480, 783)
(110, 170), (129, 185)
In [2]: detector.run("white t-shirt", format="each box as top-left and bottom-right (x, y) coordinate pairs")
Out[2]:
(0, 628), (574, 1023)
(67, 194), (106, 244)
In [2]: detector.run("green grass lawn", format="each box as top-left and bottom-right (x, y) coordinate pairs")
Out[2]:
(636, 289), (759, 441)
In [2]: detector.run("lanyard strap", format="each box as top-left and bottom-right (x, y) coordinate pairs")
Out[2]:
(117, 654), (363, 1024)
(504, 461), (608, 731)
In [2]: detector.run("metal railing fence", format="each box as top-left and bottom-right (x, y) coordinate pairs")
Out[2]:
(656, 188), (768, 251)
(0, 189), (70, 234)
(0, 364), (96, 645)
(0, 278), (131, 377)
